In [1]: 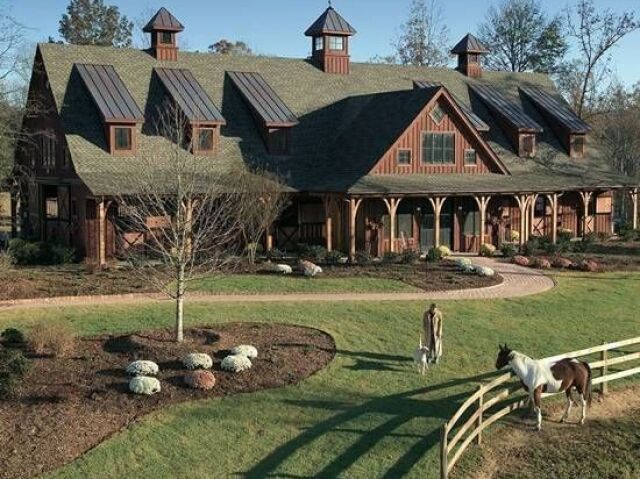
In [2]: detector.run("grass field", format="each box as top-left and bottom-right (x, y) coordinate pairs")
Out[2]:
(0, 272), (638, 478)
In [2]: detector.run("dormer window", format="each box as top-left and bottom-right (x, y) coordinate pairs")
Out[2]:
(196, 127), (215, 152)
(114, 127), (133, 151)
(430, 104), (445, 124)
(314, 37), (324, 51)
(571, 135), (585, 158)
(520, 134), (536, 157)
(160, 32), (173, 44)
(329, 36), (344, 50)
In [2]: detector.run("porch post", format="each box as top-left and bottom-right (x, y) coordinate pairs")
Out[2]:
(428, 197), (447, 248)
(579, 191), (593, 238)
(514, 194), (529, 247)
(383, 197), (402, 253)
(630, 187), (639, 230)
(348, 197), (363, 261)
(546, 193), (559, 244)
(529, 194), (539, 239)
(265, 230), (273, 252)
(98, 198), (107, 267)
(473, 195), (491, 248)
(323, 195), (334, 252)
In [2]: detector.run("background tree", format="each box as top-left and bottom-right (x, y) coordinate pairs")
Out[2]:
(208, 39), (253, 55)
(563, 0), (639, 118)
(58, 0), (133, 47)
(394, 0), (449, 67)
(478, 0), (567, 73)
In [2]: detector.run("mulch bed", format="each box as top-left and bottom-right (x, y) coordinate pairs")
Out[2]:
(0, 323), (335, 479)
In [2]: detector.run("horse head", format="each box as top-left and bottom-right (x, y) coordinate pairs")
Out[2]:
(495, 343), (513, 370)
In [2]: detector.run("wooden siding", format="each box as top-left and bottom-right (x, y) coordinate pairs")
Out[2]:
(372, 99), (499, 175)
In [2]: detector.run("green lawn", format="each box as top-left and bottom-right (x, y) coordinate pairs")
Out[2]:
(190, 274), (420, 294)
(0, 272), (638, 479)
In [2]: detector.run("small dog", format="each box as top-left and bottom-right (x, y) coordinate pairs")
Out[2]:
(414, 335), (430, 375)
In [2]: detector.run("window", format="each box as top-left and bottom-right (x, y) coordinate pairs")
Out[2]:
(521, 134), (535, 156)
(314, 36), (324, 51)
(114, 127), (132, 151)
(160, 32), (173, 44)
(422, 132), (455, 164)
(464, 149), (477, 165)
(197, 128), (214, 151)
(397, 149), (411, 165)
(63, 144), (71, 167)
(41, 133), (56, 168)
(328, 36), (344, 50)
(469, 54), (479, 64)
(429, 104), (445, 124)
(45, 197), (58, 218)
(535, 196), (545, 216)
(571, 135), (585, 157)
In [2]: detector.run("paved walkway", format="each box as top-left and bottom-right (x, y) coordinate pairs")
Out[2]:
(0, 258), (554, 311)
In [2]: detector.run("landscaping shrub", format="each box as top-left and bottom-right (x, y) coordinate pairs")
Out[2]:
(298, 244), (327, 264)
(126, 360), (159, 377)
(299, 259), (323, 277)
(1, 328), (25, 346)
(427, 245), (450, 262)
(129, 376), (161, 395)
(400, 249), (420, 264)
(460, 263), (475, 273)
(558, 228), (573, 242)
(266, 248), (285, 261)
(230, 345), (258, 359)
(182, 353), (213, 370)
(355, 250), (372, 265)
(523, 237), (541, 256)
(618, 223), (639, 242)
(579, 259), (599, 272)
(0, 349), (30, 399)
(454, 257), (473, 268)
(184, 370), (216, 390)
(552, 257), (573, 269)
(532, 257), (551, 269)
(500, 242), (517, 258)
(508, 230), (520, 242)
(28, 323), (75, 357)
(324, 250), (343, 265)
(512, 255), (530, 267)
(382, 252), (402, 264)
(8, 238), (75, 265)
(221, 354), (252, 372)
(474, 265), (495, 277)
(479, 243), (496, 257)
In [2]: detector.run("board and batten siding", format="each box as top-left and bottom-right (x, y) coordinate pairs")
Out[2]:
(371, 100), (499, 175)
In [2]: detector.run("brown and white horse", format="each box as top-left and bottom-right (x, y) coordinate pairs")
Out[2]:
(495, 344), (592, 431)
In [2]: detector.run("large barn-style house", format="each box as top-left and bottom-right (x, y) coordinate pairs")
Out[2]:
(14, 6), (640, 265)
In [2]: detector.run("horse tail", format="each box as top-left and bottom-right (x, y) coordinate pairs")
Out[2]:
(582, 361), (592, 407)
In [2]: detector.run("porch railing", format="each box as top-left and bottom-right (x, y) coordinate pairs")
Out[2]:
(440, 336), (640, 479)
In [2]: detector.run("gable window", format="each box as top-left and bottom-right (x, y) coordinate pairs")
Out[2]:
(160, 32), (173, 44)
(430, 104), (445, 124)
(197, 128), (215, 151)
(314, 36), (324, 51)
(422, 132), (455, 165)
(464, 149), (477, 165)
(328, 36), (344, 51)
(397, 149), (412, 166)
(114, 127), (132, 151)
(41, 132), (56, 168)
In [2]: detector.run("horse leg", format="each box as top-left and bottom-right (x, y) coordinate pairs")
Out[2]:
(533, 387), (543, 431)
(578, 388), (587, 425)
(560, 388), (573, 423)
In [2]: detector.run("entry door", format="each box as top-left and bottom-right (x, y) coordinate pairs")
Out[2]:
(420, 202), (452, 251)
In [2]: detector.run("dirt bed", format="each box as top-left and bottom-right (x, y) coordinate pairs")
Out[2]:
(0, 323), (335, 479)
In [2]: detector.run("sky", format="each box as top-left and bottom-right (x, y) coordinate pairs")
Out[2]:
(7, 0), (640, 85)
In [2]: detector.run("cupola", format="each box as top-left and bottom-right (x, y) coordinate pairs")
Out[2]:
(305, 6), (356, 75)
(451, 34), (488, 78)
(143, 7), (184, 61)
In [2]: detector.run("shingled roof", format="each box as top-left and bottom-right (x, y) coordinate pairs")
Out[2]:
(36, 42), (632, 196)
(143, 7), (184, 33)
(451, 34), (489, 54)
(305, 7), (356, 36)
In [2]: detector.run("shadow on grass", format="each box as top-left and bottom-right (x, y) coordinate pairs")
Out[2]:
(238, 369), (499, 478)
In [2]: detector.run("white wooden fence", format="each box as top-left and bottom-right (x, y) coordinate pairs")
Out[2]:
(440, 336), (640, 479)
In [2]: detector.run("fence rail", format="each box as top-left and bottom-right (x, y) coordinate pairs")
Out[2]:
(440, 336), (640, 479)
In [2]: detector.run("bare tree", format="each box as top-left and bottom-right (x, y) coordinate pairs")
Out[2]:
(478, 0), (567, 73)
(112, 104), (265, 342)
(394, 0), (450, 67)
(564, 0), (639, 118)
(238, 169), (289, 265)
(208, 39), (253, 56)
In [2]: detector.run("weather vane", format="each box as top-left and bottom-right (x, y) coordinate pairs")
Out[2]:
(328, 0), (332, 7)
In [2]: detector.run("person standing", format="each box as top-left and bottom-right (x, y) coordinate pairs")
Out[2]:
(423, 303), (443, 364)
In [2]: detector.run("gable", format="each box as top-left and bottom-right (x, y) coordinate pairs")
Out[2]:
(370, 89), (509, 176)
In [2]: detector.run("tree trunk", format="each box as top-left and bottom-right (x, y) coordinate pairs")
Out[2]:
(175, 266), (185, 342)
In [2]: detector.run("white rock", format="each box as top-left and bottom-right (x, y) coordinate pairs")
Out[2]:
(221, 354), (252, 372)
(266, 263), (292, 274)
(129, 376), (161, 395)
(231, 344), (258, 359)
(182, 352), (213, 370)
(126, 360), (159, 377)
(300, 260), (322, 277)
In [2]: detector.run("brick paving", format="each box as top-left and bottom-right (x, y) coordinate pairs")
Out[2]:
(0, 258), (554, 311)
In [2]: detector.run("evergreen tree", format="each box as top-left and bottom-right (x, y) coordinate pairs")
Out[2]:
(58, 0), (133, 48)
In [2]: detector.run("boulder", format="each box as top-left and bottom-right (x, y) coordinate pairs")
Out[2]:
(552, 257), (573, 269)
(129, 376), (161, 395)
(265, 263), (293, 274)
(299, 260), (322, 277)
(512, 255), (530, 267)
(126, 360), (159, 377)
(182, 352), (213, 370)
(579, 260), (599, 272)
(184, 370), (216, 390)
(533, 257), (551, 269)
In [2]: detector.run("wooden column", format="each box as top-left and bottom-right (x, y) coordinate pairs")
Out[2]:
(428, 197), (447, 248)
(322, 195), (335, 252)
(579, 191), (594, 238)
(514, 194), (529, 247)
(529, 193), (539, 239)
(348, 197), (363, 261)
(630, 187), (639, 230)
(383, 197), (402, 253)
(98, 198), (106, 267)
(473, 195), (491, 248)
(546, 193), (560, 244)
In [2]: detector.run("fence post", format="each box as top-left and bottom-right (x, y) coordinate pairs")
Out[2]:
(600, 341), (608, 395)
(475, 385), (483, 446)
(440, 422), (448, 479)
